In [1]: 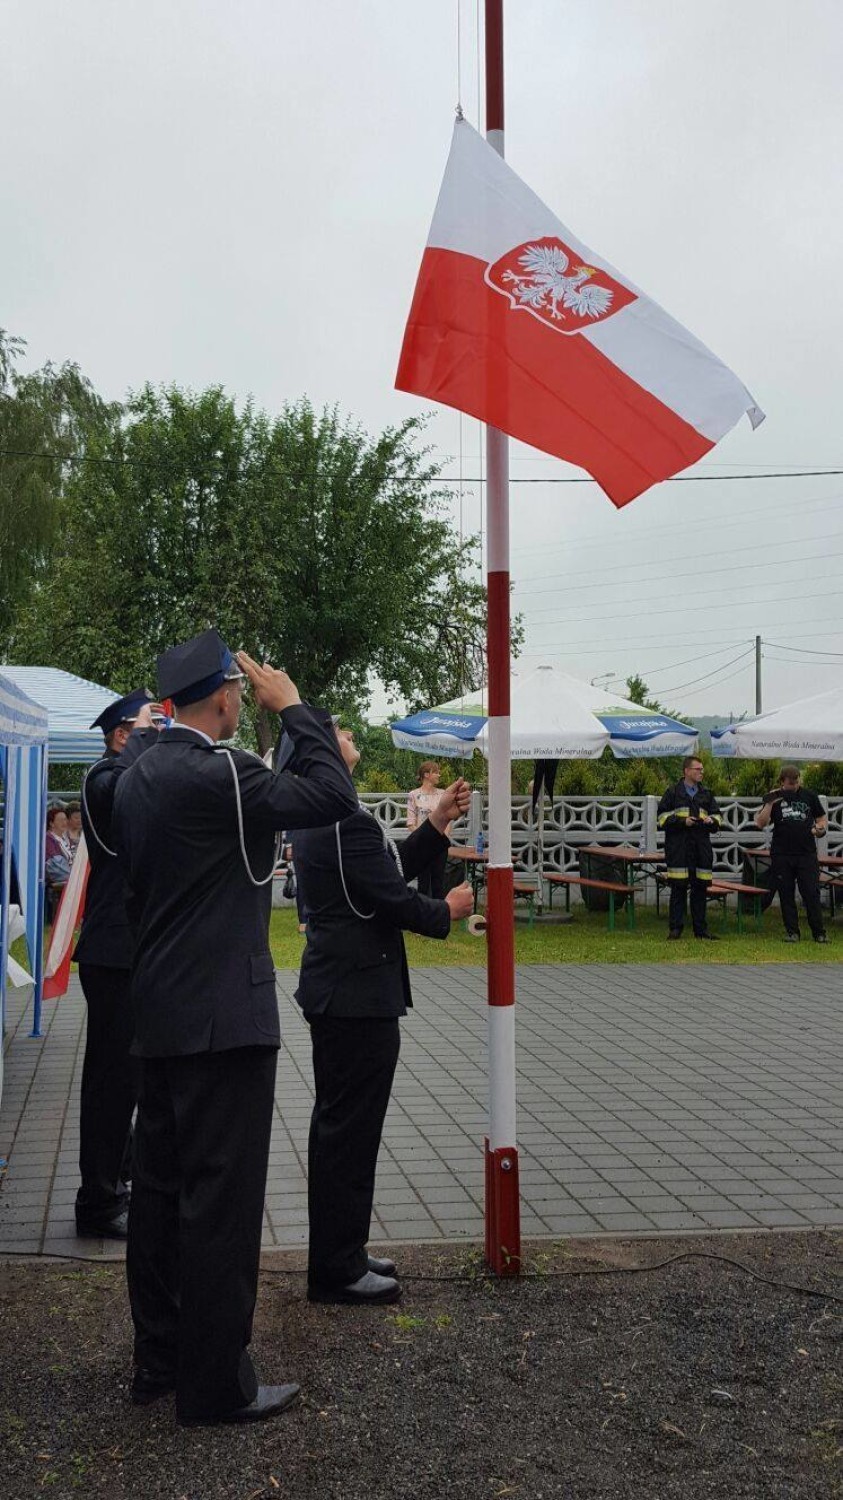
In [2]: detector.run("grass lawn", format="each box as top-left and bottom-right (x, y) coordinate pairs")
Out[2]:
(269, 904), (843, 967)
(13, 909), (839, 980)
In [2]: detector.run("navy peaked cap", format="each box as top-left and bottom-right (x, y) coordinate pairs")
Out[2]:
(91, 689), (153, 736)
(157, 628), (244, 707)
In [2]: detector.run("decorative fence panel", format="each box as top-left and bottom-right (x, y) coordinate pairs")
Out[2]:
(359, 793), (843, 896)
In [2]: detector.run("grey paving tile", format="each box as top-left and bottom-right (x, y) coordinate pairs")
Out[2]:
(4, 965), (843, 1253)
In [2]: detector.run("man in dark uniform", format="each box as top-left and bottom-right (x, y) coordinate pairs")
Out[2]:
(74, 689), (160, 1240)
(657, 755), (722, 941)
(293, 724), (473, 1306)
(111, 632), (357, 1426)
(755, 765), (828, 943)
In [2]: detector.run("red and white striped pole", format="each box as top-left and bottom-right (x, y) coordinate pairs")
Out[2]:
(483, 0), (521, 1276)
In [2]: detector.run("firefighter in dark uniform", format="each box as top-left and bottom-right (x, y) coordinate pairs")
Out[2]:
(111, 631), (357, 1426)
(74, 689), (160, 1240)
(292, 724), (473, 1306)
(657, 754), (722, 940)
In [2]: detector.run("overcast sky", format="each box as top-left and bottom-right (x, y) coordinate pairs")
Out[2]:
(3, 1), (842, 723)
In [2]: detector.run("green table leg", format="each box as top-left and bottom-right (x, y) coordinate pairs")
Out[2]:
(627, 890), (635, 931)
(608, 892), (615, 932)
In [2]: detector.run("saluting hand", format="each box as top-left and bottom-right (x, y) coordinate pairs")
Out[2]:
(430, 777), (471, 832)
(134, 702), (167, 730)
(237, 652), (302, 713)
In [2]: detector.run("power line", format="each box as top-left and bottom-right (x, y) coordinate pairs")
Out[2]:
(639, 636), (750, 678)
(514, 541), (843, 602)
(437, 468), (843, 485)
(655, 646), (755, 697)
(507, 492), (843, 564)
(523, 583), (843, 632)
(764, 653), (841, 668)
(765, 640), (843, 659)
(3, 446), (843, 486)
(696, 657), (762, 695)
(526, 618), (843, 652)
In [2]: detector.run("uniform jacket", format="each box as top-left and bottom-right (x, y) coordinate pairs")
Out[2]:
(74, 734), (158, 969)
(657, 781), (722, 881)
(294, 811), (451, 1020)
(112, 706), (357, 1058)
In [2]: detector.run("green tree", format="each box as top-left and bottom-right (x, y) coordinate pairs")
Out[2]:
(10, 387), (514, 750)
(0, 330), (116, 640)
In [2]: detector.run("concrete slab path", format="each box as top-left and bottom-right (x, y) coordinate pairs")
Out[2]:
(1, 964), (841, 1259)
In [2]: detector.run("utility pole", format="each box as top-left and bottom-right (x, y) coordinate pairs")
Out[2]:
(755, 635), (762, 715)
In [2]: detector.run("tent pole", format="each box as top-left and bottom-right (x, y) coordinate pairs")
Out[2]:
(483, 0), (520, 1277)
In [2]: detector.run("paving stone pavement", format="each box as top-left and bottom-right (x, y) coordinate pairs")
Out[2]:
(1, 964), (841, 1259)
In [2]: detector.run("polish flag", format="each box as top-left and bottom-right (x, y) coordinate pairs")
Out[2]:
(396, 121), (764, 508)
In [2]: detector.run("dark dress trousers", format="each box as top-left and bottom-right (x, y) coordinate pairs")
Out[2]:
(293, 812), (451, 1289)
(74, 733), (159, 1229)
(112, 708), (357, 1421)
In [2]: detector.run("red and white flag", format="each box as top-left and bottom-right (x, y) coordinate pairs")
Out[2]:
(396, 121), (764, 508)
(43, 835), (89, 1001)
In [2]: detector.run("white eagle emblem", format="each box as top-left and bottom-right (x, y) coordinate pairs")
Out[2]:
(504, 244), (613, 321)
(485, 236), (635, 335)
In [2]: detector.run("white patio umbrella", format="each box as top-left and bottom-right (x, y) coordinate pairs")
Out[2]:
(391, 665), (698, 760)
(711, 685), (843, 760)
(392, 666), (699, 906)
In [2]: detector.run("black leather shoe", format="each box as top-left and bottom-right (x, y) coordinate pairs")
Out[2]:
(308, 1270), (402, 1306)
(695, 932), (718, 941)
(179, 1384), (300, 1426)
(76, 1210), (129, 1240)
(367, 1254), (397, 1277)
(131, 1367), (175, 1406)
(667, 929), (682, 940)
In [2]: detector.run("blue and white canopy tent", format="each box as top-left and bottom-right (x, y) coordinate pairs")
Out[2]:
(0, 673), (49, 1085)
(0, 666), (120, 763)
(391, 665), (698, 760)
(0, 666), (121, 1042)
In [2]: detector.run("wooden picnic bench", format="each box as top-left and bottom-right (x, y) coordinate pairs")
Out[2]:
(708, 879), (769, 932)
(512, 878), (539, 927)
(545, 872), (637, 932)
(820, 873), (843, 918)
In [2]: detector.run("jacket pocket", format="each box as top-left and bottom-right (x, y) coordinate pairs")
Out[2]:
(249, 952), (279, 1037)
(354, 937), (400, 971)
(250, 952), (276, 985)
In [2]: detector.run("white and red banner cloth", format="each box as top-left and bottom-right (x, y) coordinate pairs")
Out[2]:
(396, 120), (764, 507)
(43, 835), (89, 1000)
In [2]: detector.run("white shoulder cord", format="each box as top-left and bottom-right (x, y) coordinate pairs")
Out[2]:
(335, 807), (398, 920)
(217, 747), (280, 888)
(80, 761), (118, 859)
(335, 819), (376, 920)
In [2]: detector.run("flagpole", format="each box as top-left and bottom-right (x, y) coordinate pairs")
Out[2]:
(483, 0), (521, 1277)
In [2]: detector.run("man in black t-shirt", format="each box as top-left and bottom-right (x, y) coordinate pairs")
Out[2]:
(754, 765), (828, 942)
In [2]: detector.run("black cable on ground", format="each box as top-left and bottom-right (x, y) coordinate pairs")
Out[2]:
(1, 1246), (841, 1307)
